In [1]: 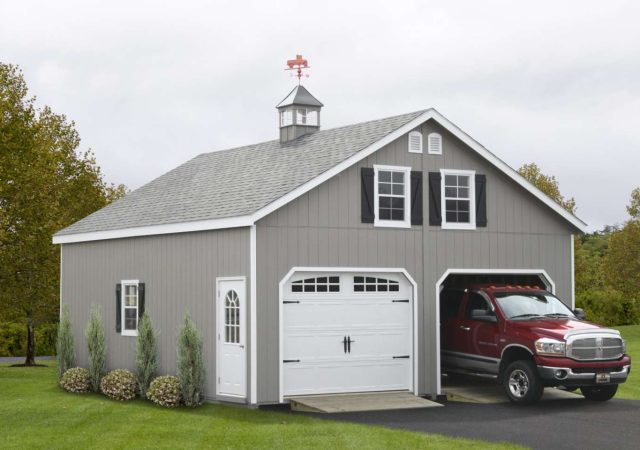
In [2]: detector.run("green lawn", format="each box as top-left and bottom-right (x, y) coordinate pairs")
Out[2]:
(0, 364), (521, 450)
(617, 324), (640, 400)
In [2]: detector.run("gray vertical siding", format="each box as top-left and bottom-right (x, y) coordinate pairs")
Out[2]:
(60, 227), (250, 400)
(255, 118), (575, 403)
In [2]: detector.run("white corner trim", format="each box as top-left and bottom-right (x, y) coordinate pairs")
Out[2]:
(277, 266), (419, 403)
(570, 235), (575, 310)
(440, 168), (476, 231)
(52, 215), (254, 244)
(249, 225), (257, 404)
(434, 267), (557, 395)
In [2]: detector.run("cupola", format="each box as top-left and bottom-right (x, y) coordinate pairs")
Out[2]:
(276, 55), (323, 143)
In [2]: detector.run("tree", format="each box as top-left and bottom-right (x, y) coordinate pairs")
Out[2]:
(518, 163), (576, 214)
(85, 305), (106, 392)
(603, 188), (640, 297)
(177, 313), (205, 407)
(56, 304), (75, 380)
(0, 63), (125, 365)
(135, 312), (157, 397)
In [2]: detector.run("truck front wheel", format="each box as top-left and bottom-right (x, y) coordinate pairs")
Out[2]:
(581, 385), (618, 401)
(503, 360), (544, 404)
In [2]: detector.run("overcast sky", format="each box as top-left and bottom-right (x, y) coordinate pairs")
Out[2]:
(2, 0), (639, 231)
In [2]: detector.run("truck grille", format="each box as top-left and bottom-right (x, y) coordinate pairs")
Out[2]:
(567, 336), (624, 361)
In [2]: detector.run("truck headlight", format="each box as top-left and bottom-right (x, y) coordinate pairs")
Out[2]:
(535, 338), (566, 356)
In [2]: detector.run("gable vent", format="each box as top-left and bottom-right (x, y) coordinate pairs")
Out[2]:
(428, 133), (442, 154)
(408, 131), (423, 153)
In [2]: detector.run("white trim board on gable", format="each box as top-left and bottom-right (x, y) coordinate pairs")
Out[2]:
(52, 109), (587, 244)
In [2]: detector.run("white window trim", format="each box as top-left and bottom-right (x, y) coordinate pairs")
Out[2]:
(428, 132), (443, 154)
(440, 168), (476, 230)
(373, 164), (412, 229)
(408, 131), (423, 153)
(121, 279), (139, 337)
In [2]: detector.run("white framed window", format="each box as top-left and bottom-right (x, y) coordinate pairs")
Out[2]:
(408, 131), (423, 153)
(441, 169), (476, 230)
(428, 133), (442, 154)
(374, 165), (411, 228)
(280, 109), (293, 127)
(121, 280), (139, 336)
(224, 289), (241, 344)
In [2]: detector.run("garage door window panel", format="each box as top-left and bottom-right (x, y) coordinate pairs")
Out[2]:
(354, 276), (400, 292)
(291, 276), (340, 293)
(441, 169), (476, 230)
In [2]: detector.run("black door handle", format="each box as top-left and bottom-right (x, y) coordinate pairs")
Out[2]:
(342, 336), (348, 354)
(347, 336), (356, 353)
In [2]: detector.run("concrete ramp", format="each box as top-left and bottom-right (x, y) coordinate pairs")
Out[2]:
(289, 391), (443, 413)
(445, 385), (581, 403)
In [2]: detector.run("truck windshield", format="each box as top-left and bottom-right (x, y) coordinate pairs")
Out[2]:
(495, 292), (575, 320)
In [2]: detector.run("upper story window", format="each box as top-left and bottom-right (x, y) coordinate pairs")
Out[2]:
(441, 169), (476, 230)
(280, 109), (293, 126)
(295, 108), (318, 126)
(428, 133), (442, 154)
(292, 276), (340, 293)
(408, 131), (423, 153)
(122, 280), (139, 336)
(374, 165), (411, 228)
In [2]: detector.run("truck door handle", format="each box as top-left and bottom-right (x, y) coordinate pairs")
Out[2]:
(460, 326), (471, 331)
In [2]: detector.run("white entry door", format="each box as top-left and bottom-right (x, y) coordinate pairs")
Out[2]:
(282, 272), (414, 397)
(216, 278), (246, 398)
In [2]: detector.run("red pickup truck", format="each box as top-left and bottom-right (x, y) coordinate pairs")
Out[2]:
(441, 285), (631, 404)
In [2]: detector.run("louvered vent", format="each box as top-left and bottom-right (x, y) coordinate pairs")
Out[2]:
(428, 133), (442, 154)
(408, 131), (423, 153)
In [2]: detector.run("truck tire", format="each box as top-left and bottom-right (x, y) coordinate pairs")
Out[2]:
(581, 385), (618, 401)
(503, 360), (543, 405)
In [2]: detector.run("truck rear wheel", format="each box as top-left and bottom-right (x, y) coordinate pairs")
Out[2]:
(581, 385), (618, 401)
(503, 360), (543, 405)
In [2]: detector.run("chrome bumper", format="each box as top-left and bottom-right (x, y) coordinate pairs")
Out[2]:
(537, 364), (630, 385)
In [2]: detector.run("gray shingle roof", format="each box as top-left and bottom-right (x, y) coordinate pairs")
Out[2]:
(55, 109), (426, 236)
(276, 85), (324, 108)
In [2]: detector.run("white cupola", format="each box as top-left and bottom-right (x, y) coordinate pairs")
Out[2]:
(276, 84), (323, 143)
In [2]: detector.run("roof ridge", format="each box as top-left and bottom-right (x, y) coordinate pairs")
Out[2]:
(198, 108), (430, 158)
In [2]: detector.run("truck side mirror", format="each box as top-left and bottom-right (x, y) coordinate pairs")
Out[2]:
(573, 308), (585, 320)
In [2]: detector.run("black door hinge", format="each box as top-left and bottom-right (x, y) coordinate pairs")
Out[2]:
(283, 359), (300, 363)
(283, 300), (300, 304)
(393, 355), (410, 359)
(392, 299), (410, 303)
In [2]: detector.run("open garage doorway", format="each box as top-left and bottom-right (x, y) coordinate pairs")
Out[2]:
(435, 269), (556, 396)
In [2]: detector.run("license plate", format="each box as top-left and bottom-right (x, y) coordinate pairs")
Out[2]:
(596, 373), (611, 384)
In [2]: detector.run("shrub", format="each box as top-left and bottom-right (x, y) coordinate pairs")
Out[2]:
(147, 375), (182, 407)
(100, 369), (138, 401)
(60, 367), (91, 393)
(576, 288), (640, 326)
(135, 313), (157, 397)
(177, 314), (205, 407)
(85, 306), (106, 392)
(56, 305), (75, 380)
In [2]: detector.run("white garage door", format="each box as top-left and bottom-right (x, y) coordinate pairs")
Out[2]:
(282, 271), (414, 397)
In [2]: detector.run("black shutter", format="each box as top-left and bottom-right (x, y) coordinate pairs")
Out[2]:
(138, 283), (146, 320)
(476, 174), (487, 227)
(115, 283), (122, 333)
(428, 172), (442, 226)
(410, 171), (423, 225)
(361, 167), (375, 223)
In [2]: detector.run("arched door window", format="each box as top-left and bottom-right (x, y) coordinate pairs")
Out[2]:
(225, 290), (240, 344)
